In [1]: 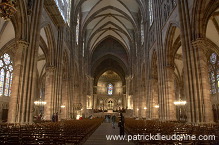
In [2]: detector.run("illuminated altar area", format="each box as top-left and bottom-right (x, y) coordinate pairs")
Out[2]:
(92, 70), (129, 113)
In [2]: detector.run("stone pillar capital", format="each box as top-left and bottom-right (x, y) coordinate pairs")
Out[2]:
(192, 38), (205, 47)
(149, 76), (158, 81)
(192, 38), (213, 62)
(192, 38), (219, 59)
(17, 40), (29, 48)
(165, 64), (175, 70)
(46, 65), (56, 71)
(126, 75), (133, 81)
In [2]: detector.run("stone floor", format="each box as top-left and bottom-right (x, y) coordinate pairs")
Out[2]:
(84, 122), (134, 145)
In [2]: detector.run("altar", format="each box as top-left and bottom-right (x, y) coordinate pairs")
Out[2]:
(107, 109), (113, 113)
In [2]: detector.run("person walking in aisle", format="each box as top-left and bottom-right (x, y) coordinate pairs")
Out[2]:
(52, 113), (55, 122)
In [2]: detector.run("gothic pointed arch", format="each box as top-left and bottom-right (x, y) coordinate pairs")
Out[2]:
(40, 23), (56, 66)
(164, 23), (180, 66)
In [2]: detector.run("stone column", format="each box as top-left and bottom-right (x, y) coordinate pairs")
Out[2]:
(61, 80), (68, 120)
(191, 39), (214, 122)
(150, 78), (159, 119)
(139, 82), (146, 118)
(68, 76), (74, 118)
(147, 78), (152, 119)
(73, 84), (80, 103)
(81, 75), (87, 117)
(93, 86), (97, 109)
(132, 78), (139, 117)
(66, 75), (71, 118)
(138, 87), (142, 118)
(135, 90), (140, 117)
(125, 76), (130, 109)
(177, 0), (213, 123)
(89, 77), (94, 109)
(29, 53), (38, 123)
(165, 65), (177, 121)
(8, 40), (29, 123)
(132, 88), (137, 117)
(44, 66), (56, 120)
(8, 0), (44, 124)
(123, 85), (126, 109)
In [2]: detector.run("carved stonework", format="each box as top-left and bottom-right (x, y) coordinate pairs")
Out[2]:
(73, 103), (82, 110)
(46, 66), (56, 72)
(27, 0), (34, 15)
(149, 75), (158, 81)
(149, 24), (156, 48)
(175, 54), (182, 61)
(17, 40), (29, 49)
(191, 38), (219, 58)
(165, 64), (175, 70)
(192, 38), (207, 52)
(161, 0), (177, 26)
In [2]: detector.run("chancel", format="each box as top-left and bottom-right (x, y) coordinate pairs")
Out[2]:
(0, 0), (219, 144)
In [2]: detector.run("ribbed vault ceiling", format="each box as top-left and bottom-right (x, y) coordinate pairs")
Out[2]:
(79, 0), (140, 51)
(76, 0), (142, 80)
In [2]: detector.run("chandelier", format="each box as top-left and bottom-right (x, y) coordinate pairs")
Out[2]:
(0, 0), (17, 20)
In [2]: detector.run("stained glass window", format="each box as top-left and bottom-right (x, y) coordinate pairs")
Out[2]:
(55, 0), (72, 25)
(4, 53), (10, 65)
(209, 53), (219, 94)
(211, 53), (217, 64)
(66, 0), (72, 25)
(107, 83), (113, 95)
(0, 69), (5, 95)
(0, 60), (3, 67)
(76, 13), (80, 45)
(4, 71), (10, 96)
(9, 73), (12, 96)
(149, 0), (154, 26)
(0, 53), (13, 96)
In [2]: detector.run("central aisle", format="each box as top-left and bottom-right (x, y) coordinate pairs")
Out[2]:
(84, 122), (134, 145)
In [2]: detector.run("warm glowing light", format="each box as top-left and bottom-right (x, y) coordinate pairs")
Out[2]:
(34, 101), (46, 106)
(174, 100), (187, 105)
(154, 105), (159, 108)
(76, 115), (81, 120)
(144, 107), (147, 110)
(61, 105), (65, 108)
(137, 108), (139, 111)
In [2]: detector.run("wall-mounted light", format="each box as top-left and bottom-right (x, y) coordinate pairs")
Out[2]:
(61, 105), (65, 108)
(144, 107), (147, 110)
(154, 105), (159, 108)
